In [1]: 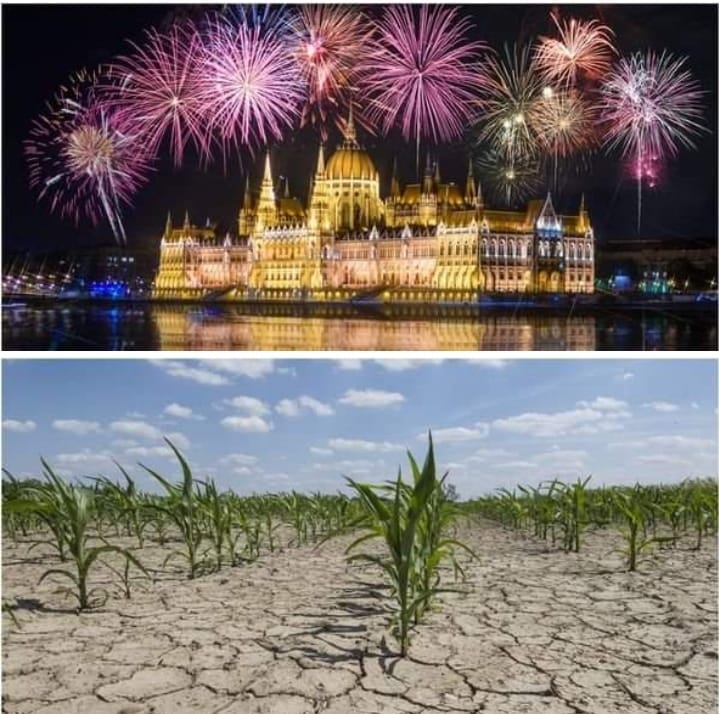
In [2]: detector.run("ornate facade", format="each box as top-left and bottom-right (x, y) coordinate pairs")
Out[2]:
(154, 116), (594, 300)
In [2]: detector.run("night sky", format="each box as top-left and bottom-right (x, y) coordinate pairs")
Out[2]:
(2, 3), (716, 254)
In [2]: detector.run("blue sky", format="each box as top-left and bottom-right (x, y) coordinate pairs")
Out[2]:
(2, 359), (716, 498)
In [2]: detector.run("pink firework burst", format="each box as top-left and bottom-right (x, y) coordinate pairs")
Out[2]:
(599, 50), (705, 231)
(24, 70), (152, 244)
(104, 23), (209, 168)
(534, 14), (617, 87)
(195, 15), (304, 155)
(288, 5), (372, 137)
(360, 5), (487, 168)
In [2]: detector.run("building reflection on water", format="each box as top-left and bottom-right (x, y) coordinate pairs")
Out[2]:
(2, 302), (716, 351)
(150, 304), (596, 351)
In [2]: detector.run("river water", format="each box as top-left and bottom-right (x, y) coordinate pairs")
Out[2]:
(2, 301), (716, 351)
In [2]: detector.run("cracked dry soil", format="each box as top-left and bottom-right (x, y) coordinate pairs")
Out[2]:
(2, 523), (717, 714)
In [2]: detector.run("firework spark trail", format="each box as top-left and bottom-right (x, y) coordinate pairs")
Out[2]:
(476, 44), (542, 189)
(105, 23), (209, 168)
(477, 148), (541, 208)
(530, 87), (596, 191)
(287, 5), (372, 137)
(599, 50), (705, 231)
(194, 14), (303, 157)
(360, 4), (487, 172)
(24, 70), (152, 244)
(534, 14), (617, 87)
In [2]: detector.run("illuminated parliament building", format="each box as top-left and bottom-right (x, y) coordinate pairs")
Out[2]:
(154, 116), (595, 301)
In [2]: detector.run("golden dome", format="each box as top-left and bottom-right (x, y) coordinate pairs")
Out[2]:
(325, 145), (378, 181)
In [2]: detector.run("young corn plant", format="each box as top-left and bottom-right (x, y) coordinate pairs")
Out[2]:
(142, 440), (205, 579)
(612, 486), (674, 571)
(346, 435), (474, 656)
(15, 462), (147, 610)
(198, 478), (232, 571)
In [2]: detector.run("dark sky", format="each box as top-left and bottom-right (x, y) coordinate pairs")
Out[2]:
(2, 4), (716, 253)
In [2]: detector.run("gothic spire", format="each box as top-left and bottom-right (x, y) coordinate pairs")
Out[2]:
(165, 211), (172, 236)
(390, 157), (400, 198)
(242, 176), (252, 209)
(343, 103), (358, 146)
(183, 209), (190, 229)
(465, 158), (476, 203)
(423, 152), (433, 193)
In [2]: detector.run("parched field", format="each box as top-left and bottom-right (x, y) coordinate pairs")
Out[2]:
(3, 523), (717, 714)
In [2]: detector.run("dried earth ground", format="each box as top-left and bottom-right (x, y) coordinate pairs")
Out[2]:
(2, 523), (717, 714)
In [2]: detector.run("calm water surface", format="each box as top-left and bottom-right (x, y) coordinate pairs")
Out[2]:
(2, 301), (716, 351)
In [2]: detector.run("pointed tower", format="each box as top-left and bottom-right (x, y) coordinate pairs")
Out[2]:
(434, 160), (441, 188)
(238, 176), (255, 235)
(256, 152), (277, 230)
(578, 193), (588, 233)
(164, 211), (172, 239)
(390, 158), (401, 199)
(308, 143), (330, 232)
(422, 153), (433, 194)
(536, 192), (561, 235)
(465, 159), (476, 204)
(183, 210), (191, 230)
(344, 102), (358, 146)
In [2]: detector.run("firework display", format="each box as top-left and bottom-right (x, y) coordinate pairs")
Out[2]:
(288, 5), (372, 138)
(360, 5), (487, 169)
(599, 50), (705, 231)
(534, 14), (617, 87)
(23, 5), (707, 239)
(104, 25), (208, 168)
(25, 70), (153, 244)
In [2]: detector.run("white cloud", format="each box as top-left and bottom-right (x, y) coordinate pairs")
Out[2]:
(110, 420), (163, 440)
(328, 438), (402, 453)
(151, 360), (229, 386)
(495, 460), (535, 470)
(219, 453), (258, 467)
(338, 388), (405, 408)
(165, 432), (190, 450)
(221, 415), (273, 433)
(608, 435), (716, 452)
(225, 396), (270, 416)
(642, 401), (680, 413)
(618, 371), (635, 381)
(648, 435), (715, 450)
(335, 359), (363, 371)
(424, 424), (490, 443)
(576, 397), (629, 412)
(691, 402), (700, 410)
(52, 419), (102, 435)
(112, 439), (138, 449)
(310, 447), (334, 456)
(55, 449), (113, 465)
(493, 397), (631, 438)
(276, 396), (334, 417)
(2, 419), (36, 433)
(232, 466), (254, 476)
(464, 359), (509, 369)
(125, 445), (174, 458)
(276, 399), (300, 417)
(374, 359), (444, 372)
(636, 454), (691, 467)
(164, 403), (203, 420)
(201, 359), (275, 379)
